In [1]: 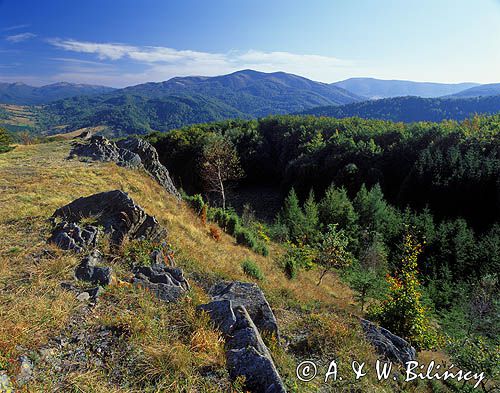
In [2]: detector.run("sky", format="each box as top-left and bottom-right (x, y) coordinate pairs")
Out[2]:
(0, 0), (499, 87)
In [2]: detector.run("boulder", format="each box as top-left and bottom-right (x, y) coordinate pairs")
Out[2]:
(132, 262), (189, 302)
(116, 137), (181, 198)
(210, 281), (279, 339)
(74, 250), (112, 286)
(71, 135), (180, 198)
(226, 306), (286, 393)
(49, 222), (98, 253)
(50, 190), (166, 248)
(198, 282), (286, 392)
(360, 319), (416, 365)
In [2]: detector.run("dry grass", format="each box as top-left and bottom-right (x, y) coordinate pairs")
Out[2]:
(0, 141), (441, 392)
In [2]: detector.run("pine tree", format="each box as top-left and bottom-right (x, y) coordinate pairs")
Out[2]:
(278, 188), (306, 243)
(318, 185), (358, 230)
(0, 127), (13, 153)
(302, 189), (320, 243)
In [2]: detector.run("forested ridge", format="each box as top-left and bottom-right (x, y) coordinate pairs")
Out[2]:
(148, 114), (499, 378)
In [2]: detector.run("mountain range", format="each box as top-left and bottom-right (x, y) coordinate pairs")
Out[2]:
(0, 82), (115, 105)
(331, 78), (480, 99)
(1, 70), (500, 136)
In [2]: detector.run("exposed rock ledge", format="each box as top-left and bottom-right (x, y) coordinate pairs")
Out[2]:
(198, 282), (286, 393)
(70, 135), (181, 199)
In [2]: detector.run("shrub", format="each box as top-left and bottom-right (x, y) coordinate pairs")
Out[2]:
(234, 226), (268, 256)
(241, 259), (264, 280)
(280, 242), (316, 279)
(369, 233), (438, 349)
(183, 193), (205, 215)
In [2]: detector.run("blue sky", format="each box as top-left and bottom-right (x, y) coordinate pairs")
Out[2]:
(0, 0), (499, 87)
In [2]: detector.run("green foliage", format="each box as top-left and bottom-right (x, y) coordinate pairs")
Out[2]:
(0, 127), (13, 153)
(241, 258), (264, 281)
(183, 193), (205, 214)
(316, 224), (353, 285)
(345, 264), (388, 311)
(318, 185), (358, 230)
(280, 242), (316, 280)
(369, 233), (438, 350)
(123, 239), (161, 268)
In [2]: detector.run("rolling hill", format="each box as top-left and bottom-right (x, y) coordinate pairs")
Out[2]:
(37, 70), (364, 135)
(448, 82), (500, 98)
(332, 78), (479, 99)
(300, 95), (500, 122)
(0, 82), (115, 105)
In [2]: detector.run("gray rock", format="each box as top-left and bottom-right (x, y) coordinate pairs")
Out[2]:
(226, 306), (286, 393)
(116, 137), (181, 198)
(50, 190), (166, 248)
(16, 355), (33, 386)
(70, 135), (142, 168)
(71, 135), (180, 198)
(76, 292), (91, 302)
(132, 277), (186, 303)
(49, 222), (98, 253)
(74, 250), (112, 286)
(210, 281), (279, 339)
(360, 319), (416, 365)
(197, 299), (236, 336)
(132, 262), (189, 302)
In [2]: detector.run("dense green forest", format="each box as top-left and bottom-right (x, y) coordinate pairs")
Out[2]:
(148, 114), (499, 381)
(301, 95), (500, 122)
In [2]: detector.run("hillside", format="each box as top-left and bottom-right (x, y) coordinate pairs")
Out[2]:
(0, 140), (382, 392)
(0, 82), (115, 105)
(448, 82), (500, 98)
(121, 70), (363, 116)
(300, 95), (500, 122)
(30, 70), (363, 136)
(332, 78), (478, 99)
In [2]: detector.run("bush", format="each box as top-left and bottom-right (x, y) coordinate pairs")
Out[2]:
(241, 258), (264, 280)
(280, 242), (316, 279)
(235, 226), (269, 256)
(209, 225), (222, 241)
(183, 193), (205, 214)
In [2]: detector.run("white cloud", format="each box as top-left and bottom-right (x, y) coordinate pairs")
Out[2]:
(47, 38), (354, 86)
(5, 32), (36, 43)
(1, 24), (30, 32)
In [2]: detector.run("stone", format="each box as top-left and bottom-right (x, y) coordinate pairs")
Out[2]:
(225, 306), (286, 393)
(74, 250), (112, 286)
(197, 299), (236, 336)
(116, 137), (181, 198)
(49, 222), (98, 253)
(76, 292), (91, 302)
(15, 355), (33, 386)
(360, 319), (416, 365)
(210, 281), (279, 339)
(71, 135), (180, 198)
(50, 190), (166, 248)
(132, 262), (189, 302)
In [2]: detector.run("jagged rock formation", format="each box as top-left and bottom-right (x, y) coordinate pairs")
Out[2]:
(116, 137), (180, 198)
(74, 250), (112, 286)
(198, 282), (285, 393)
(209, 281), (280, 339)
(360, 319), (416, 365)
(132, 258), (190, 302)
(71, 135), (180, 198)
(50, 190), (166, 250)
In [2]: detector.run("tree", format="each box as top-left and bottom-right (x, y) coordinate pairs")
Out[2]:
(200, 135), (244, 210)
(0, 127), (13, 153)
(369, 233), (437, 349)
(316, 224), (352, 285)
(347, 266), (387, 311)
(277, 188), (306, 243)
(302, 190), (320, 244)
(318, 185), (358, 230)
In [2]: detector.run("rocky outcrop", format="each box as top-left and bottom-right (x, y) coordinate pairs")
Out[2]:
(50, 190), (166, 249)
(74, 250), (112, 286)
(71, 135), (180, 198)
(209, 281), (279, 339)
(226, 306), (286, 393)
(198, 282), (285, 393)
(360, 319), (416, 365)
(116, 137), (180, 198)
(132, 251), (190, 302)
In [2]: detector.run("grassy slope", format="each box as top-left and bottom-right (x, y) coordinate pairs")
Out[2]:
(0, 141), (439, 392)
